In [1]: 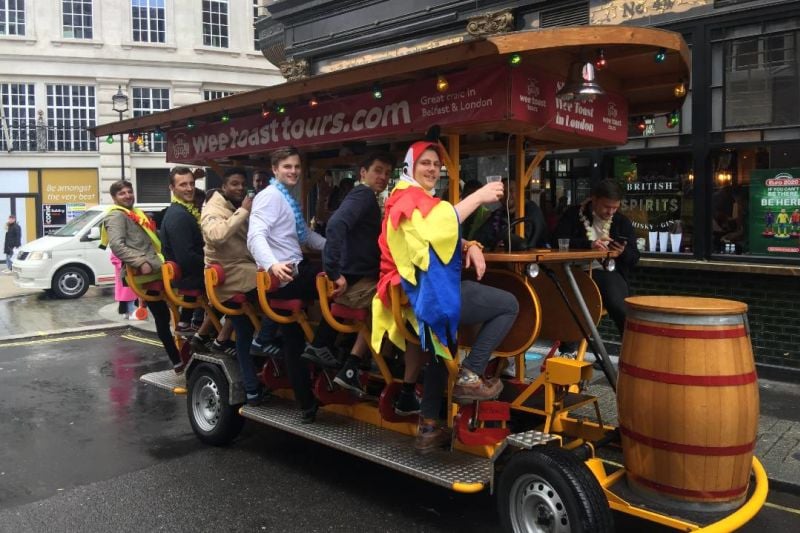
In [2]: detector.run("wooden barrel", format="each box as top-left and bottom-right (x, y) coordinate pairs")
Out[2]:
(617, 296), (759, 511)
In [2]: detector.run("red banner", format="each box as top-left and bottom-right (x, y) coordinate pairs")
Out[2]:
(510, 66), (628, 144)
(167, 67), (509, 162)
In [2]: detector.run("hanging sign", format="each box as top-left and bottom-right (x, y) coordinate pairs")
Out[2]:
(510, 67), (628, 145)
(749, 168), (800, 256)
(167, 67), (508, 163)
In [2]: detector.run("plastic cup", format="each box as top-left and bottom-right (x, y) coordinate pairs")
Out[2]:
(648, 231), (657, 252)
(486, 175), (503, 183)
(658, 231), (669, 252)
(670, 233), (682, 253)
(558, 238), (570, 252)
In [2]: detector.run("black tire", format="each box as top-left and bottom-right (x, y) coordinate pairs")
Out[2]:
(187, 363), (245, 446)
(497, 446), (613, 533)
(51, 265), (90, 299)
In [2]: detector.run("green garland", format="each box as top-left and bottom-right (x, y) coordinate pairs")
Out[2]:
(172, 195), (201, 226)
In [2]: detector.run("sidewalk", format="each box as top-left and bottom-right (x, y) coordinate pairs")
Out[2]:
(1, 282), (798, 494)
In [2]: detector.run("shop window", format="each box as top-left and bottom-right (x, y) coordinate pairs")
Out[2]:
(135, 168), (170, 203)
(724, 30), (799, 128)
(714, 144), (800, 258)
(612, 154), (692, 254)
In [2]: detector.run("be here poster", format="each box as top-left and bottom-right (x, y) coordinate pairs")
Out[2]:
(749, 168), (800, 256)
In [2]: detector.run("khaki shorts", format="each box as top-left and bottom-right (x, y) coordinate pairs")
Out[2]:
(335, 277), (377, 310)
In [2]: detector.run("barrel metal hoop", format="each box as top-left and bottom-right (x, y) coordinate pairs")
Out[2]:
(619, 425), (756, 456)
(627, 472), (748, 499)
(626, 321), (746, 339)
(626, 310), (744, 327)
(619, 361), (757, 386)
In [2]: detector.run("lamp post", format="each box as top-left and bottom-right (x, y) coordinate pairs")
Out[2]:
(111, 86), (129, 180)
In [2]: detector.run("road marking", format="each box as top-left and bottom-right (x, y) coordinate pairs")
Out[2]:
(121, 333), (164, 348)
(764, 501), (800, 515)
(0, 323), (123, 342)
(0, 332), (107, 348)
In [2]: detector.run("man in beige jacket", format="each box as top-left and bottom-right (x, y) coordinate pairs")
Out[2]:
(200, 168), (265, 404)
(103, 179), (182, 372)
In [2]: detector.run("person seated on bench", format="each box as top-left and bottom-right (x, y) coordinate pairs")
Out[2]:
(301, 152), (400, 396)
(102, 179), (182, 373)
(372, 141), (520, 454)
(248, 146), (326, 423)
(201, 167), (267, 405)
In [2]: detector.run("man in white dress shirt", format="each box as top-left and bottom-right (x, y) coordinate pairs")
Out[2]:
(248, 146), (326, 422)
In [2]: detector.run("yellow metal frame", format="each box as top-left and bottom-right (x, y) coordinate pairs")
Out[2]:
(204, 265), (261, 330)
(255, 269), (313, 341)
(161, 261), (222, 332)
(124, 265), (180, 329)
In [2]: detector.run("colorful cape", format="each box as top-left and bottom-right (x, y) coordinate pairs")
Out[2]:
(371, 181), (461, 359)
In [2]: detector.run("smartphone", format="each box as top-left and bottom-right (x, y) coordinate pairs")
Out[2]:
(290, 263), (299, 278)
(247, 189), (256, 198)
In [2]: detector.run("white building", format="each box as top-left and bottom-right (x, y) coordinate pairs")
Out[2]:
(0, 0), (281, 242)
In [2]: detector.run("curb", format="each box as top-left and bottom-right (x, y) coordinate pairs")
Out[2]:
(0, 323), (127, 342)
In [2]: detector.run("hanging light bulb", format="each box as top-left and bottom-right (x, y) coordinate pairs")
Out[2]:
(261, 103), (271, 118)
(673, 80), (687, 98)
(276, 104), (287, 114)
(154, 128), (164, 140)
(128, 133), (136, 142)
(594, 48), (607, 70)
(309, 96), (319, 108)
(106, 135), (114, 144)
(508, 53), (522, 67)
(636, 117), (647, 132)
(436, 75), (449, 93)
(667, 110), (680, 128)
(135, 134), (144, 146)
(654, 48), (667, 63)
(371, 84), (383, 100)
(220, 111), (230, 123)
(187, 119), (195, 130)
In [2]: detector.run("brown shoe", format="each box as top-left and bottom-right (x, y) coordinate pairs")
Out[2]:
(414, 422), (451, 455)
(452, 369), (503, 403)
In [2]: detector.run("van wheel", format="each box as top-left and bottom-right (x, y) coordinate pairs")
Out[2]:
(187, 363), (244, 446)
(52, 266), (90, 299)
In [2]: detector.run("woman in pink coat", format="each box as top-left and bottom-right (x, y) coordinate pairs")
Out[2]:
(110, 251), (138, 319)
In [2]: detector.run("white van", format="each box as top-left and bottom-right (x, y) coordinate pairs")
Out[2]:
(12, 203), (168, 298)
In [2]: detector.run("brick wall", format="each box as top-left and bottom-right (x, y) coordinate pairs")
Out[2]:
(597, 266), (798, 371)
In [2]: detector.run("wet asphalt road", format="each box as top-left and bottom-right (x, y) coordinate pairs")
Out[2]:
(1, 325), (799, 531)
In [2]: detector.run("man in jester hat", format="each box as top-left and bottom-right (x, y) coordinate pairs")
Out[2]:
(102, 179), (183, 373)
(372, 141), (519, 454)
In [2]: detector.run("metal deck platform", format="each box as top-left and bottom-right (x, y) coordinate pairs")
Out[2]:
(240, 398), (493, 492)
(140, 369), (187, 394)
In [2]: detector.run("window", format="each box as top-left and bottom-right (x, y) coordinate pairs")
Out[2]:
(132, 0), (165, 43)
(253, 0), (260, 50)
(0, 0), (25, 36)
(46, 85), (97, 151)
(132, 87), (169, 152)
(63, 0), (92, 39)
(0, 83), (35, 151)
(724, 30), (799, 128)
(203, 90), (233, 101)
(203, 0), (228, 48)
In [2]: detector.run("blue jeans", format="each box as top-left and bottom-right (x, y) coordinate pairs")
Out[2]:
(230, 314), (259, 395)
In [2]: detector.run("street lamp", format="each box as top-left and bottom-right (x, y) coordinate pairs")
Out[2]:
(111, 86), (129, 180)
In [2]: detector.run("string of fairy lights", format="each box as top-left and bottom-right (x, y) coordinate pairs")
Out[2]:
(105, 46), (686, 144)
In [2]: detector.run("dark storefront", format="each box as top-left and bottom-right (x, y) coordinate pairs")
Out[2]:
(258, 0), (800, 376)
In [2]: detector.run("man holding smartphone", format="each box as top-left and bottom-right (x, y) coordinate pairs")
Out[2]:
(552, 179), (639, 336)
(248, 146), (326, 422)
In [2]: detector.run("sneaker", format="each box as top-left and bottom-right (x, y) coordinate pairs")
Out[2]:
(414, 422), (451, 455)
(251, 339), (283, 358)
(246, 388), (269, 407)
(452, 368), (503, 403)
(173, 362), (186, 375)
(300, 344), (340, 369)
(189, 334), (213, 354)
(394, 389), (421, 416)
(301, 402), (319, 424)
(174, 322), (199, 337)
(211, 339), (237, 357)
(333, 358), (363, 396)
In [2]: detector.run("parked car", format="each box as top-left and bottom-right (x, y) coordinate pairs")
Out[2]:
(12, 203), (168, 298)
